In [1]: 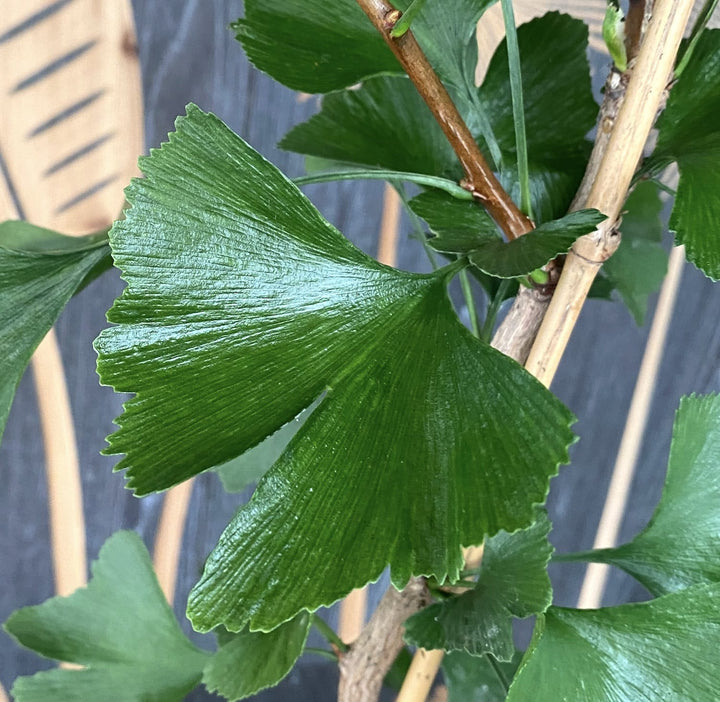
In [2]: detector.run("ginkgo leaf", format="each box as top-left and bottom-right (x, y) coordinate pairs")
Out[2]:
(404, 510), (553, 660)
(94, 105), (575, 635)
(0, 221), (110, 443)
(559, 394), (720, 596)
(602, 181), (667, 325)
(5, 531), (209, 702)
(651, 30), (720, 279)
(443, 649), (522, 702)
(408, 190), (499, 254)
(202, 613), (311, 700)
(506, 584), (720, 701)
(233, 0), (495, 95)
(468, 210), (605, 278)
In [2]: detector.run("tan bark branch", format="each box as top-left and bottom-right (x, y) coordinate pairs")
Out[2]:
(525, 0), (693, 387)
(355, 0), (533, 240)
(578, 245), (685, 609)
(338, 577), (430, 702)
(396, 648), (445, 702)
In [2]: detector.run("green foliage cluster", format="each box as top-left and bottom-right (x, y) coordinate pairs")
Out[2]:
(2, 1), (720, 700)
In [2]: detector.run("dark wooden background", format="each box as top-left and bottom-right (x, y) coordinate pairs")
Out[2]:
(2, 1), (719, 699)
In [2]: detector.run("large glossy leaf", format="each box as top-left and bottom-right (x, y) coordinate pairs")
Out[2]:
(602, 181), (667, 325)
(202, 613), (311, 700)
(5, 531), (209, 702)
(507, 583), (720, 701)
(443, 649), (522, 702)
(94, 105), (574, 633)
(468, 210), (605, 278)
(652, 30), (720, 279)
(233, 0), (494, 95)
(562, 394), (720, 596)
(0, 221), (110, 443)
(404, 510), (553, 660)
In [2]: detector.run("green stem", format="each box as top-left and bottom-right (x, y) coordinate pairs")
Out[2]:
(487, 652), (511, 692)
(293, 170), (473, 201)
(389, 0), (427, 37)
(480, 279), (512, 342)
(459, 269), (480, 337)
(467, 88), (504, 171)
(651, 178), (677, 198)
(675, 0), (718, 77)
(500, 0), (533, 219)
(551, 549), (604, 563)
(305, 647), (339, 662)
(312, 614), (349, 652)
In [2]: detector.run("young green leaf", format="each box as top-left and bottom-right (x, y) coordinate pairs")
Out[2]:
(408, 190), (499, 254)
(202, 613), (311, 700)
(651, 29), (720, 279)
(5, 531), (209, 702)
(94, 105), (575, 634)
(602, 181), (667, 325)
(443, 649), (522, 701)
(234, 0), (494, 95)
(507, 583), (720, 701)
(404, 510), (553, 660)
(468, 209), (605, 279)
(0, 221), (110, 443)
(560, 394), (720, 596)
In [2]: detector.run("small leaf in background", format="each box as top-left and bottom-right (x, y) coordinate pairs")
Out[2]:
(469, 209), (605, 279)
(443, 649), (523, 702)
(652, 29), (720, 279)
(94, 106), (575, 634)
(214, 403), (316, 493)
(234, 0), (495, 96)
(408, 190), (499, 254)
(4, 531), (209, 702)
(280, 76), (457, 177)
(0, 221), (110, 443)
(232, 0), (398, 93)
(562, 394), (720, 596)
(602, 180), (668, 325)
(506, 583), (720, 701)
(404, 510), (553, 661)
(481, 13), (597, 222)
(202, 613), (311, 701)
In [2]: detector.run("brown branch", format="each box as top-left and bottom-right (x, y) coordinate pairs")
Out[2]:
(355, 0), (533, 240)
(338, 577), (430, 702)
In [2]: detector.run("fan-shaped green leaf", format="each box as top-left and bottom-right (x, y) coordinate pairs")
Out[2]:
(5, 531), (209, 702)
(404, 510), (553, 660)
(408, 190), (499, 254)
(652, 30), (720, 279)
(94, 105), (574, 633)
(469, 210), (605, 278)
(561, 394), (720, 596)
(0, 221), (110, 443)
(202, 613), (311, 700)
(507, 583), (720, 701)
